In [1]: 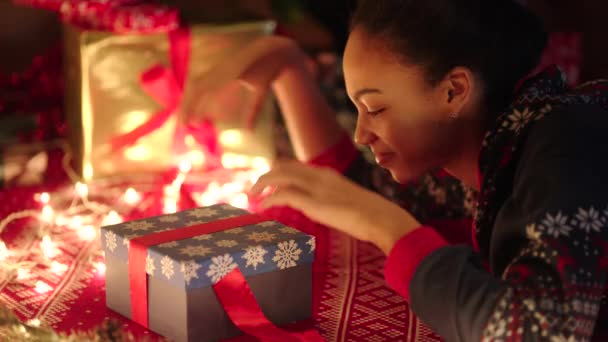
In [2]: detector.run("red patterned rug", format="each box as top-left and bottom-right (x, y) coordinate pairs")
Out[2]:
(0, 184), (442, 342)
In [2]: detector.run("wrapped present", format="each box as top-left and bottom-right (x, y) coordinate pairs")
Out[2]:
(101, 203), (319, 342)
(63, 20), (277, 181)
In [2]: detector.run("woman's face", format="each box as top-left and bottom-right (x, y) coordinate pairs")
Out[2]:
(343, 29), (474, 183)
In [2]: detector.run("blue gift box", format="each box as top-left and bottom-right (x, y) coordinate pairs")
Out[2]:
(101, 203), (315, 342)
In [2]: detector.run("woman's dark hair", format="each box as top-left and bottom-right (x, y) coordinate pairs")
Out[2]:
(351, 0), (548, 113)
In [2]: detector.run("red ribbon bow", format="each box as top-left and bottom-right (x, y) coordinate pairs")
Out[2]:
(109, 29), (222, 169)
(129, 213), (324, 341)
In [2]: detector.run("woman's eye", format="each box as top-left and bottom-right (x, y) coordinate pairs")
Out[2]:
(368, 108), (385, 117)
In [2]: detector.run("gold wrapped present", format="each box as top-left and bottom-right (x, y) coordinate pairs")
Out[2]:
(63, 22), (276, 180)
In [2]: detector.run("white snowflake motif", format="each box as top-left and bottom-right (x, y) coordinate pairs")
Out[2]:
(158, 215), (180, 223)
(146, 255), (155, 275)
(179, 245), (213, 257)
(256, 221), (276, 228)
(180, 260), (202, 286)
(122, 234), (137, 247)
(306, 236), (316, 253)
(124, 220), (156, 232)
(161, 256), (175, 280)
(279, 226), (300, 235)
(504, 107), (534, 132)
(186, 220), (205, 226)
(105, 231), (118, 252)
(540, 212), (572, 238)
(242, 246), (268, 270)
(193, 235), (213, 241)
(216, 240), (239, 248)
(158, 241), (180, 249)
(247, 231), (277, 243)
(574, 207), (602, 233)
(206, 254), (238, 284)
(187, 208), (219, 219)
(225, 228), (245, 234)
(272, 240), (302, 270)
(551, 334), (578, 342)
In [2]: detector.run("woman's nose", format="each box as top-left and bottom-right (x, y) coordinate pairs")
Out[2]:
(354, 116), (376, 146)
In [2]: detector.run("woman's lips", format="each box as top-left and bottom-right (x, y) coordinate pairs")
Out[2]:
(374, 152), (395, 166)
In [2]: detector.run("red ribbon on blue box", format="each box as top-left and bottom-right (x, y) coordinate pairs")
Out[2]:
(128, 212), (324, 341)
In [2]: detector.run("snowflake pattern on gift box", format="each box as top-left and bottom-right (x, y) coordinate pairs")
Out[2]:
(242, 246), (268, 270)
(179, 245), (213, 257)
(193, 235), (213, 241)
(180, 260), (202, 285)
(158, 241), (180, 249)
(124, 220), (155, 232)
(146, 255), (155, 275)
(273, 240), (302, 270)
(225, 228), (245, 234)
(188, 208), (219, 219)
(215, 240), (238, 248)
(256, 221), (276, 228)
(206, 254), (237, 284)
(161, 256), (174, 280)
(105, 231), (117, 252)
(306, 236), (316, 253)
(247, 231), (276, 243)
(280, 226), (300, 235)
(158, 215), (180, 223)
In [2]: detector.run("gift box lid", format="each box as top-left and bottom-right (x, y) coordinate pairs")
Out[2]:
(101, 204), (315, 289)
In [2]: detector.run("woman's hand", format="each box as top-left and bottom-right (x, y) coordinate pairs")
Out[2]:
(182, 36), (309, 128)
(250, 161), (422, 254)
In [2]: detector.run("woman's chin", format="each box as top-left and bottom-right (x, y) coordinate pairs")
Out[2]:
(386, 166), (419, 184)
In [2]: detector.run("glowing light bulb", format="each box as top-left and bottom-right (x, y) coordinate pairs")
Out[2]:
(222, 153), (250, 169)
(75, 182), (89, 198)
(179, 160), (192, 174)
(199, 193), (219, 207)
(34, 281), (52, 294)
(163, 199), (178, 214)
(252, 157), (270, 173)
(78, 225), (97, 241)
(38, 192), (50, 204)
(17, 269), (29, 280)
(102, 211), (123, 226)
(69, 216), (84, 230)
(50, 261), (68, 275)
(219, 129), (243, 147)
(95, 262), (106, 275)
(0, 242), (9, 261)
(41, 205), (54, 223)
(222, 181), (245, 194)
(41, 236), (57, 259)
(229, 193), (249, 209)
(54, 215), (68, 226)
(123, 188), (141, 205)
(26, 319), (41, 327)
(164, 185), (179, 198)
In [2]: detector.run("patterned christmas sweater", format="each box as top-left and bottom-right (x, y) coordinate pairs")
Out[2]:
(311, 67), (608, 341)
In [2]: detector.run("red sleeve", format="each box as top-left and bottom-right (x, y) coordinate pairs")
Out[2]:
(383, 226), (448, 302)
(306, 134), (359, 173)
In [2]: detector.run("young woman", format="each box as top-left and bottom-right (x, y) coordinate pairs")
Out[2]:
(188, 0), (608, 340)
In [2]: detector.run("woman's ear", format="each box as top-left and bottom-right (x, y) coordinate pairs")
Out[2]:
(439, 66), (475, 119)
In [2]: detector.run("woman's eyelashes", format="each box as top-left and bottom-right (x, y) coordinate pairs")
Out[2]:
(367, 108), (385, 117)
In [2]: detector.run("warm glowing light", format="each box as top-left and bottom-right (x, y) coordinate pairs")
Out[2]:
(164, 185), (179, 198)
(0, 242), (9, 261)
(41, 205), (54, 222)
(95, 262), (106, 275)
(41, 236), (57, 259)
(252, 157), (270, 173)
(124, 145), (152, 161)
(102, 211), (123, 226)
(69, 216), (84, 230)
(229, 193), (249, 209)
(163, 199), (178, 214)
(38, 192), (50, 204)
(83, 163), (94, 181)
(222, 181), (245, 194)
(34, 281), (53, 293)
(50, 261), (68, 275)
(199, 193), (219, 206)
(221, 153), (251, 169)
(17, 269), (29, 280)
(75, 182), (89, 198)
(78, 225), (97, 241)
(123, 188), (141, 205)
(219, 129), (243, 147)
(178, 160), (192, 174)
(54, 215), (68, 226)
(26, 319), (41, 327)
(185, 150), (206, 167)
